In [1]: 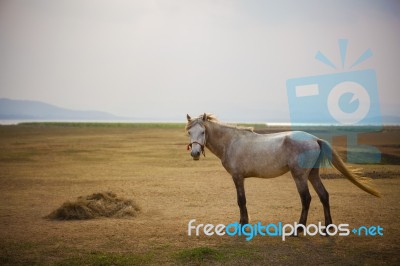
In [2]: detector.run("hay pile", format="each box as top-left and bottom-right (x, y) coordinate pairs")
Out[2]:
(46, 192), (140, 220)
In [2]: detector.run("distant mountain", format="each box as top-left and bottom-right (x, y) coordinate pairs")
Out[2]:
(0, 98), (122, 121)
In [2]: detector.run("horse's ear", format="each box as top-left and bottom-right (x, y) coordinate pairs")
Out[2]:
(202, 113), (207, 121)
(186, 114), (191, 121)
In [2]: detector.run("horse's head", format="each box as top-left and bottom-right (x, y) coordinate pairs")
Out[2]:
(186, 113), (207, 160)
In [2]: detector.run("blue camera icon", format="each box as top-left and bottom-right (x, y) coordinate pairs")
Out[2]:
(286, 69), (381, 126)
(286, 40), (382, 164)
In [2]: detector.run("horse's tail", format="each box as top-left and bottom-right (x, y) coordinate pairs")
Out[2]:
(317, 139), (381, 197)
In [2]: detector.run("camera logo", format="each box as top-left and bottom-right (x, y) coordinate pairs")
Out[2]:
(286, 39), (382, 163)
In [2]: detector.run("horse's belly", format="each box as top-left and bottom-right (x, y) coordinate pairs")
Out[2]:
(238, 154), (290, 178)
(251, 164), (289, 178)
(258, 166), (289, 178)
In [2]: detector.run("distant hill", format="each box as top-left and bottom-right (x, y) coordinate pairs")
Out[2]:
(0, 98), (122, 121)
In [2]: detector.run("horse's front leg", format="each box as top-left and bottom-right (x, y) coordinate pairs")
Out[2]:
(232, 175), (248, 225)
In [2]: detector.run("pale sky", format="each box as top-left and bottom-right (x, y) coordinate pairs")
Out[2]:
(0, 0), (399, 122)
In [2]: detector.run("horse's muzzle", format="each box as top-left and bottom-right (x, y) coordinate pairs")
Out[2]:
(191, 150), (201, 160)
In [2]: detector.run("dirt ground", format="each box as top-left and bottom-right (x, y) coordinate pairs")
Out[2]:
(0, 124), (399, 265)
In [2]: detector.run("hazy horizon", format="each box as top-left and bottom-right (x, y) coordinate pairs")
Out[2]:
(1, 0), (399, 122)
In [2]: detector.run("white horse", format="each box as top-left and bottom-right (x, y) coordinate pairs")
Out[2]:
(185, 113), (380, 229)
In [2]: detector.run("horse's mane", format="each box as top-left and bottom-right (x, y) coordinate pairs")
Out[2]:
(185, 113), (254, 132)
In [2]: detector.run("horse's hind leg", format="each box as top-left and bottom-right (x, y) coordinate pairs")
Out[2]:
(290, 167), (312, 230)
(308, 167), (332, 227)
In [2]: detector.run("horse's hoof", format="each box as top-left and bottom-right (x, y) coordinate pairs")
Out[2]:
(321, 228), (331, 237)
(289, 228), (303, 237)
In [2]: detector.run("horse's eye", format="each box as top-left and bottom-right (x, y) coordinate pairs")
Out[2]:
(188, 131), (191, 135)
(201, 132), (205, 135)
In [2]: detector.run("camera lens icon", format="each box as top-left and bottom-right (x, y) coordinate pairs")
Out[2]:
(327, 81), (371, 124)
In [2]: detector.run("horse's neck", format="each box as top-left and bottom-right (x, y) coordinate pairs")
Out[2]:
(205, 122), (237, 159)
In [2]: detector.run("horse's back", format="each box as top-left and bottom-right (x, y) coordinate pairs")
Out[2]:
(223, 131), (320, 178)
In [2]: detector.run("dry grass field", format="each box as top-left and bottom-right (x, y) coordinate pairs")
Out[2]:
(0, 123), (399, 265)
